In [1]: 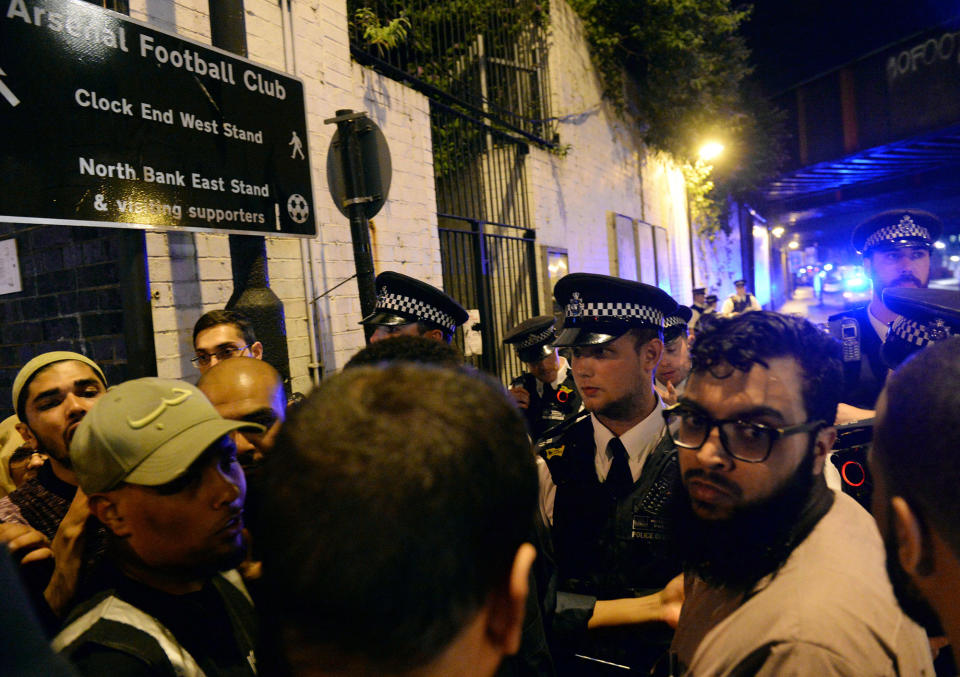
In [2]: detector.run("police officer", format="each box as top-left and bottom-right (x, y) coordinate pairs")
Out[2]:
(828, 209), (941, 410)
(720, 279), (762, 316)
(360, 271), (469, 344)
(536, 273), (682, 674)
(504, 315), (582, 440)
(689, 287), (706, 330)
(655, 305), (693, 406)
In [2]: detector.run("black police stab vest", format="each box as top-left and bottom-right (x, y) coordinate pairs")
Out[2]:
(516, 372), (583, 441)
(732, 293), (754, 314)
(539, 416), (682, 599)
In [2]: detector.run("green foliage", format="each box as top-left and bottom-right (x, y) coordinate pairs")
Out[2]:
(353, 7), (412, 55)
(569, 0), (786, 235)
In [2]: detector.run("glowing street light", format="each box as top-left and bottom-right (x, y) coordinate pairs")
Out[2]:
(698, 141), (725, 162)
(787, 240), (800, 250)
(771, 226), (785, 238)
(934, 241), (946, 250)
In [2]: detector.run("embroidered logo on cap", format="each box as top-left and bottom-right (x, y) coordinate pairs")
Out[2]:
(567, 292), (584, 318)
(864, 214), (931, 251)
(127, 388), (192, 429)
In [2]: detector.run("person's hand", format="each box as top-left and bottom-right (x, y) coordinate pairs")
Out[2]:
(835, 403), (874, 425)
(658, 573), (685, 628)
(0, 523), (53, 565)
(509, 385), (531, 409)
(663, 381), (679, 407)
(238, 528), (262, 581)
(44, 488), (91, 616)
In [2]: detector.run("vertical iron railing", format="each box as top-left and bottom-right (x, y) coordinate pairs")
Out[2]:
(439, 216), (538, 380)
(347, 0), (555, 144)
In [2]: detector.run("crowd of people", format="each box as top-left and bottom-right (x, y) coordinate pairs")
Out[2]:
(0, 208), (959, 676)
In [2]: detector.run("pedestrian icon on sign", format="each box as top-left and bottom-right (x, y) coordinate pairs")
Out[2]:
(289, 131), (305, 160)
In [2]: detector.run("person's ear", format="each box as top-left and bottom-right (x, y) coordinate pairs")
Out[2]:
(249, 342), (264, 360)
(642, 338), (664, 372)
(891, 496), (931, 577)
(485, 543), (536, 656)
(811, 425), (837, 475)
(14, 422), (38, 451)
(423, 328), (445, 343)
(88, 494), (131, 537)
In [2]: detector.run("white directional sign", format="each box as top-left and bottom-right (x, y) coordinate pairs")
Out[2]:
(0, 0), (315, 237)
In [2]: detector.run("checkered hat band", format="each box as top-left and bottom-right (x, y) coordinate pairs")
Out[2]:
(864, 217), (930, 251)
(518, 326), (555, 349)
(891, 317), (939, 347)
(572, 302), (663, 325)
(664, 315), (686, 328)
(377, 291), (456, 332)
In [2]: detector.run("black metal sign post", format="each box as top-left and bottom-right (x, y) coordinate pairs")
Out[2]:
(325, 109), (392, 337)
(0, 0), (315, 238)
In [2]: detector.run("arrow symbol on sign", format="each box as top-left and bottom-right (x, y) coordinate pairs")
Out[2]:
(0, 67), (20, 107)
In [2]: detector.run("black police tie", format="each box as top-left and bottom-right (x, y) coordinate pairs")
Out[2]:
(604, 437), (633, 500)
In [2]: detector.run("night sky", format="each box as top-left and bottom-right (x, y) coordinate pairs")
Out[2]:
(743, 0), (960, 95)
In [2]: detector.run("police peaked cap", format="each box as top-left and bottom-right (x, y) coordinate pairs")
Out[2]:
(734, 279), (747, 286)
(692, 287), (706, 296)
(852, 209), (942, 255)
(663, 305), (693, 343)
(881, 288), (960, 370)
(552, 273), (677, 347)
(503, 315), (558, 363)
(360, 271), (468, 334)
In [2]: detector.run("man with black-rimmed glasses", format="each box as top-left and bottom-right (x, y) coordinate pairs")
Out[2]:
(666, 311), (933, 676)
(192, 310), (263, 374)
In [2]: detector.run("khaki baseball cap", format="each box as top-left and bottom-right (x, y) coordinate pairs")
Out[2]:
(70, 378), (264, 494)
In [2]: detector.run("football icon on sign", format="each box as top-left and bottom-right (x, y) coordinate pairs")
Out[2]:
(287, 194), (310, 224)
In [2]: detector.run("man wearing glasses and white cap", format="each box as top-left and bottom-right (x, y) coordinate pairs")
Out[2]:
(536, 273), (684, 674)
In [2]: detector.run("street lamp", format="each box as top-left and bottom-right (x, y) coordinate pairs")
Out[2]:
(787, 240), (800, 250)
(698, 141), (725, 162)
(771, 226), (785, 238)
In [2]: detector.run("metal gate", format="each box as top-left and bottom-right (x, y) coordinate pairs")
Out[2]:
(439, 217), (539, 381)
(431, 99), (541, 382)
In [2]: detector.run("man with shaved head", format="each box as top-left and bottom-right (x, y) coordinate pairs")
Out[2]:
(197, 357), (285, 469)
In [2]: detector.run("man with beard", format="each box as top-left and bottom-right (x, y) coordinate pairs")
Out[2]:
(53, 378), (262, 675)
(0, 352), (107, 535)
(870, 336), (960, 666)
(829, 209), (941, 410)
(668, 312), (933, 675)
(536, 273), (684, 674)
(0, 353), (109, 620)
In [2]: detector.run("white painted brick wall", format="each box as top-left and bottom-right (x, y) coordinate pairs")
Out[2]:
(529, 0), (693, 304)
(134, 0), (694, 391)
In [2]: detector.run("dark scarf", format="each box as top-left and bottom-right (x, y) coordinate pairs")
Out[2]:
(675, 456), (834, 593)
